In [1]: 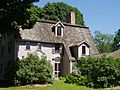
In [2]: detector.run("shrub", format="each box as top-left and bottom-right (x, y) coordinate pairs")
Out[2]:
(65, 73), (89, 86)
(14, 53), (53, 86)
(76, 56), (120, 88)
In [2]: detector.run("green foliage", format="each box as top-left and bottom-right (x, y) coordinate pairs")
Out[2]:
(14, 53), (53, 86)
(65, 74), (89, 86)
(113, 29), (120, 51)
(0, 1), (85, 34)
(76, 56), (120, 88)
(26, 6), (42, 28)
(94, 31), (114, 53)
(42, 2), (85, 26)
(0, 0), (40, 33)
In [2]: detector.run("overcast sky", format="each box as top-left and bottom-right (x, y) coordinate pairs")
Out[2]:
(34, 0), (120, 35)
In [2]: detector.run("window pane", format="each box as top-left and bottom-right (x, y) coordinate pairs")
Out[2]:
(37, 43), (41, 50)
(57, 26), (61, 36)
(55, 63), (57, 71)
(58, 63), (60, 71)
(26, 42), (30, 50)
(58, 72), (60, 77)
(55, 44), (60, 53)
(82, 46), (86, 55)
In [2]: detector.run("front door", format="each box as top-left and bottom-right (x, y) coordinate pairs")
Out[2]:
(54, 56), (61, 79)
(54, 62), (60, 79)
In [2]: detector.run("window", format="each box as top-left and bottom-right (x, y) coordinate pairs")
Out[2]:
(37, 43), (41, 50)
(57, 26), (62, 36)
(26, 42), (30, 50)
(52, 44), (61, 54)
(55, 44), (60, 53)
(82, 46), (86, 55)
(52, 48), (55, 54)
(52, 21), (64, 37)
(52, 27), (55, 34)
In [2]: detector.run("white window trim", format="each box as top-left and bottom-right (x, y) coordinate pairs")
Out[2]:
(37, 43), (42, 51)
(26, 42), (30, 50)
(55, 26), (63, 36)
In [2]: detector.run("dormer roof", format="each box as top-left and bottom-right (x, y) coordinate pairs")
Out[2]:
(69, 40), (90, 47)
(51, 21), (65, 28)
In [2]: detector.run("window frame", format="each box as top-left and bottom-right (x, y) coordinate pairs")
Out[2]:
(26, 42), (30, 50)
(56, 26), (62, 36)
(82, 46), (86, 55)
(37, 43), (42, 50)
(55, 44), (60, 53)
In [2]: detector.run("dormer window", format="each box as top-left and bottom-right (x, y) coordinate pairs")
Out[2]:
(82, 46), (86, 55)
(57, 26), (62, 36)
(52, 21), (65, 37)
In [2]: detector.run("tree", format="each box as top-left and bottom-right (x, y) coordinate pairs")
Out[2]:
(42, 2), (85, 26)
(0, 0), (40, 33)
(94, 31), (113, 53)
(113, 29), (120, 51)
(26, 5), (42, 28)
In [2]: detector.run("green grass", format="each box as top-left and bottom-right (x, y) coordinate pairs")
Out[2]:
(0, 80), (97, 90)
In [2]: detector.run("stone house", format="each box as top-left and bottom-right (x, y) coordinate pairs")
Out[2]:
(0, 12), (98, 80)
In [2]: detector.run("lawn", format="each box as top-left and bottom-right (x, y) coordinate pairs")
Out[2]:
(0, 80), (96, 90)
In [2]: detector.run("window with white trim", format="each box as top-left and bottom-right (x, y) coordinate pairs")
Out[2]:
(52, 21), (64, 37)
(26, 42), (30, 50)
(82, 46), (86, 55)
(57, 26), (62, 36)
(37, 43), (41, 50)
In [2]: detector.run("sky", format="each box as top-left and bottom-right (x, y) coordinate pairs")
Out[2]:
(34, 0), (120, 35)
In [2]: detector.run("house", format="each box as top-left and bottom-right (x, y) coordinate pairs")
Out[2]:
(0, 12), (99, 80)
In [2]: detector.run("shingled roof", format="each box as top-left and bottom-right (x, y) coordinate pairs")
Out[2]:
(109, 49), (120, 58)
(18, 19), (99, 60)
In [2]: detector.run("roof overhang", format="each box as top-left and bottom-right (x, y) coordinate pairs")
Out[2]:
(69, 40), (90, 48)
(51, 21), (65, 28)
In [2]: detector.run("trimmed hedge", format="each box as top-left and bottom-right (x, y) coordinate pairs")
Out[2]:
(14, 53), (53, 86)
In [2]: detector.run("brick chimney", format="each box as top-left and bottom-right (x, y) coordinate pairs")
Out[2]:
(67, 12), (75, 25)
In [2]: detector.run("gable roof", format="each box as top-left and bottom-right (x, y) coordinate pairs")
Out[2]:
(51, 21), (65, 28)
(69, 40), (90, 47)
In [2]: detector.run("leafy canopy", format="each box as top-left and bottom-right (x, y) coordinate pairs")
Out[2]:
(0, 0), (40, 33)
(42, 2), (85, 26)
(94, 31), (113, 53)
(113, 29), (120, 51)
